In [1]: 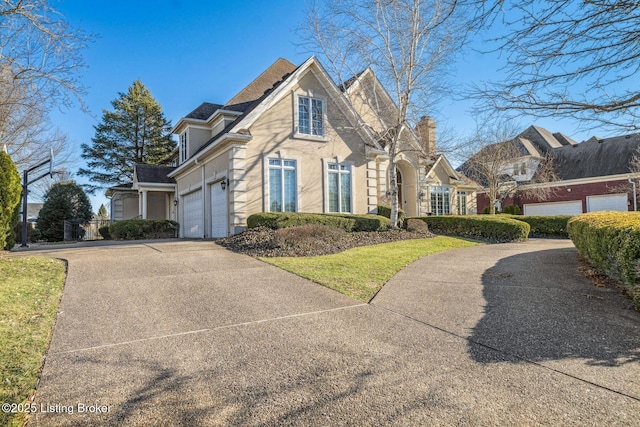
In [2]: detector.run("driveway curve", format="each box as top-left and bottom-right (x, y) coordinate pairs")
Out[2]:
(18, 238), (640, 426)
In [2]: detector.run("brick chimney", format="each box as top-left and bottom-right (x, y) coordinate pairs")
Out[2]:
(416, 116), (436, 158)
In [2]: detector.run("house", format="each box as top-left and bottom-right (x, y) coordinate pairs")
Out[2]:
(108, 57), (477, 237)
(467, 126), (640, 215)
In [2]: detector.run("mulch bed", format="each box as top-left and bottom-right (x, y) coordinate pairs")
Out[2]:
(217, 226), (434, 257)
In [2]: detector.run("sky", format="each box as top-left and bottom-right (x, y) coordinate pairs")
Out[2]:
(47, 0), (600, 212)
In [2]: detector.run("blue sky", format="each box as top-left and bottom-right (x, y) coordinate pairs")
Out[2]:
(49, 0), (596, 212)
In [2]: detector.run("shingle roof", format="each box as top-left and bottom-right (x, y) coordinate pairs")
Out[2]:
(135, 164), (177, 184)
(189, 58), (300, 158)
(552, 133), (640, 180)
(185, 102), (224, 120)
(226, 58), (297, 106)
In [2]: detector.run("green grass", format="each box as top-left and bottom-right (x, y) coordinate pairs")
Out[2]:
(261, 236), (479, 302)
(0, 257), (66, 427)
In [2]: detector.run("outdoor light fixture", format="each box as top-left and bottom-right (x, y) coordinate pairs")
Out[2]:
(220, 178), (229, 190)
(419, 190), (425, 201)
(173, 199), (179, 206)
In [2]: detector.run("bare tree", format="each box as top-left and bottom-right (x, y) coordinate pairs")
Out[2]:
(459, 118), (558, 214)
(0, 0), (89, 170)
(303, 0), (464, 226)
(466, 0), (640, 131)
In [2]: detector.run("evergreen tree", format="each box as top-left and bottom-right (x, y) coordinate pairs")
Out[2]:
(97, 203), (108, 219)
(0, 151), (22, 249)
(78, 80), (175, 193)
(36, 181), (93, 242)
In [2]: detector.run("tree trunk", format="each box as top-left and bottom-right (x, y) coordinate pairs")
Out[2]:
(389, 159), (399, 228)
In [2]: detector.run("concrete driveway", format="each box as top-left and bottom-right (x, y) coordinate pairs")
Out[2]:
(19, 239), (640, 426)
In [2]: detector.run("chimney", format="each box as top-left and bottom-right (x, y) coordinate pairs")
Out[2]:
(416, 116), (436, 158)
(1, 143), (6, 153)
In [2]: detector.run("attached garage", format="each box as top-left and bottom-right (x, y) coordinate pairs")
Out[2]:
(210, 183), (228, 238)
(523, 200), (583, 216)
(587, 193), (628, 212)
(182, 190), (203, 238)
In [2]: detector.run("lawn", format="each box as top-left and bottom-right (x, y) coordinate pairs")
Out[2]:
(0, 256), (66, 427)
(261, 236), (479, 301)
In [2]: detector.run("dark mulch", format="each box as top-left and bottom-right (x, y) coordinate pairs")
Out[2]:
(217, 225), (434, 257)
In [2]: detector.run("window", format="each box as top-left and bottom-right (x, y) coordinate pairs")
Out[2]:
(520, 162), (527, 175)
(327, 162), (352, 213)
(430, 186), (451, 215)
(268, 159), (297, 212)
(180, 132), (188, 163)
(457, 191), (468, 215)
(298, 96), (324, 136)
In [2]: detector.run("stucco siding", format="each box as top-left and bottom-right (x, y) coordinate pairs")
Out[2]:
(243, 71), (370, 216)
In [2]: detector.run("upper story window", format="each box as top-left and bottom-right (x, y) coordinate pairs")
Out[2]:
(179, 132), (188, 164)
(298, 96), (324, 137)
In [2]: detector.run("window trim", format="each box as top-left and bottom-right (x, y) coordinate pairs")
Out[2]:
(323, 158), (354, 213)
(264, 154), (299, 213)
(293, 93), (328, 141)
(179, 132), (188, 164)
(457, 190), (468, 215)
(430, 185), (451, 216)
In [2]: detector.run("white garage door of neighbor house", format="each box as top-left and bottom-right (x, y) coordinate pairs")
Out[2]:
(210, 183), (228, 238)
(587, 193), (628, 212)
(524, 200), (583, 216)
(182, 190), (203, 238)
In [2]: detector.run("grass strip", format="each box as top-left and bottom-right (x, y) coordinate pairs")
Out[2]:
(0, 256), (66, 427)
(261, 236), (479, 302)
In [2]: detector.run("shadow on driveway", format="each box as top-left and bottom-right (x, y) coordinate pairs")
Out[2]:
(469, 247), (640, 368)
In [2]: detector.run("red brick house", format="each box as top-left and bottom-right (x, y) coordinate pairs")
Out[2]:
(468, 126), (640, 215)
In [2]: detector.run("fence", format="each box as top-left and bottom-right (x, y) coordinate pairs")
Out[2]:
(63, 220), (112, 241)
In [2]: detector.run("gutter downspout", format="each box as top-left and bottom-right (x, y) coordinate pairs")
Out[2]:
(629, 177), (637, 211)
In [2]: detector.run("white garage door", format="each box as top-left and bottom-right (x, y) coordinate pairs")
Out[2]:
(524, 200), (583, 216)
(182, 190), (203, 238)
(587, 193), (628, 212)
(210, 182), (228, 238)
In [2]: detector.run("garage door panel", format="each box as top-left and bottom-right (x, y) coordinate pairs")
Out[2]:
(587, 194), (628, 212)
(182, 190), (203, 238)
(210, 184), (228, 238)
(524, 200), (583, 216)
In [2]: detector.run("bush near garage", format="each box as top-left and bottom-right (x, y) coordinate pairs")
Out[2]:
(502, 214), (572, 238)
(502, 205), (522, 215)
(568, 211), (640, 308)
(109, 219), (178, 240)
(376, 205), (406, 227)
(247, 212), (390, 232)
(410, 215), (530, 243)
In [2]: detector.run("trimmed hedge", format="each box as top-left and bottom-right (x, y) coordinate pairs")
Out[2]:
(410, 216), (530, 243)
(247, 212), (390, 232)
(502, 214), (572, 238)
(568, 212), (640, 308)
(377, 205), (406, 227)
(109, 219), (178, 240)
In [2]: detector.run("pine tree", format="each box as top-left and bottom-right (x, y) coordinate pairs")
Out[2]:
(78, 80), (176, 193)
(97, 203), (108, 219)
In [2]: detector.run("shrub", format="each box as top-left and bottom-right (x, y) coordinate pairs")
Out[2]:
(482, 206), (491, 215)
(568, 212), (640, 308)
(275, 224), (347, 247)
(0, 151), (21, 250)
(377, 205), (406, 227)
(98, 226), (111, 240)
(13, 222), (38, 244)
(410, 215), (529, 243)
(502, 214), (572, 238)
(502, 205), (521, 215)
(247, 212), (390, 232)
(109, 219), (178, 240)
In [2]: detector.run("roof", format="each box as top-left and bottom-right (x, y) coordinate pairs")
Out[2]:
(185, 102), (224, 120)
(135, 164), (177, 184)
(552, 132), (640, 180)
(189, 58), (300, 158)
(226, 58), (297, 105)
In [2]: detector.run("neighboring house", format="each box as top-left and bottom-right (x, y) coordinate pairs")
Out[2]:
(109, 57), (477, 237)
(26, 203), (44, 222)
(467, 126), (640, 215)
